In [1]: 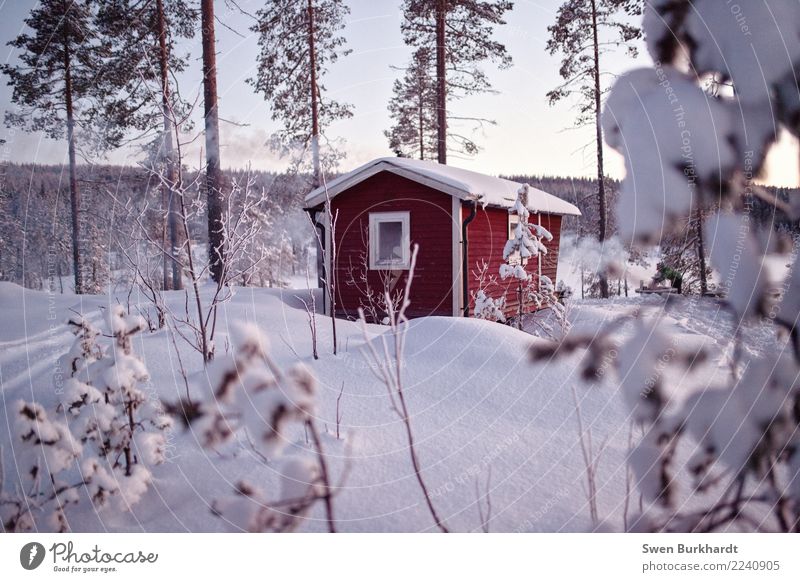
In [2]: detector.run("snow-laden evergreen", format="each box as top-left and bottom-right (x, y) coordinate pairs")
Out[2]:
(500, 184), (552, 279)
(499, 184), (561, 329)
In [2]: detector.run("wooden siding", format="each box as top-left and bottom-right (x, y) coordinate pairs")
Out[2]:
(331, 171), (455, 319)
(462, 204), (562, 318)
(539, 213), (563, 286)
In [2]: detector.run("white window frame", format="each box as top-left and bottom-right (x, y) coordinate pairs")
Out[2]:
(369, 211), (411, 270)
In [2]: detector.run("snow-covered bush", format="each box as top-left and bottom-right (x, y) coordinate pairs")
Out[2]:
(2, 306), (169, 531)
(529, 275), (555, 308)
(538, 1), (800, 531)
(622, 336), (799, 531)
(1, 401), (82, 531)
(474, 290), (506, 323)
(471, 260), (506, 322)
(169, 321), (336, 532)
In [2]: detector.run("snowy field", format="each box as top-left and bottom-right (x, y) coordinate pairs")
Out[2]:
(0, 266), (764, 533)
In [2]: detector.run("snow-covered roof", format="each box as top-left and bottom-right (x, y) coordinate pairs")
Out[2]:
(304, 157), (581, 216)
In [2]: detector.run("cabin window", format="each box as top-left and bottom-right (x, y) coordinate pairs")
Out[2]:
(369, 211), (410, 269)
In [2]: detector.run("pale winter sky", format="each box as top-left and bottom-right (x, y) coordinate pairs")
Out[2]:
(1, 0), (798, 186)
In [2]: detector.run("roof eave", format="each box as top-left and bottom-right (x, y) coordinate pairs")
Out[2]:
(303, 158), (583, 217)
(304, 161), (472, 207)
(473, 201), (582, 217)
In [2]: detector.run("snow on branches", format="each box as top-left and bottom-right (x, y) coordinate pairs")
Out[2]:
(532, 302), (797, 530)
(474, 290), (506, 323)
(625, 346), (800, 530)
(602, 66), (772, 243)
(167, 321), (336, 532)
(191, 322), (315, 457)
(550, 3), (800, 531)
(644, 0), (800, 108)
(500, 184), (551, 280)
(62, 315), (102, 378)
(470, 259), (505, 323)
(2, 401), (83, 531)
(67, 306), (171, 500)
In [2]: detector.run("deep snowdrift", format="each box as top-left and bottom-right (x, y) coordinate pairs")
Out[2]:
(0, 282), (738, 532)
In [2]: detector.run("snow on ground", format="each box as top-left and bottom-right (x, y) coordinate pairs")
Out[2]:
(0, 279), (763, 532)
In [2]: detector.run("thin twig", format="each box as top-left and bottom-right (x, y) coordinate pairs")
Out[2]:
(306, 419), (336, 533)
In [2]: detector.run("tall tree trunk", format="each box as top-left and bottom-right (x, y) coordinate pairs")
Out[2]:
(157, 0), (182, 291)
(591, 0), (609, 298)
(161, 194), (170, 290)
(201, 0), (225, 283)
(158, 0), (170, 292)
(695, 208), (708, 295)
(435, 0), (447, 164)
(308, 0), (321, 188)
(62, 18), (82, 295)
(418, 90), (425, 160)
(307, 2), (336, 352)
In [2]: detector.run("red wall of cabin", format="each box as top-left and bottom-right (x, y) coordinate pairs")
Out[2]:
(462, 204), (562, 318)
(331, 172), (455, 319)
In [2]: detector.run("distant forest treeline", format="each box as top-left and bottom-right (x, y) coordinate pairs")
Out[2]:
(1, 163), (796, 291)
(0, 163), (311, 291)
(509, 174), (800, 239)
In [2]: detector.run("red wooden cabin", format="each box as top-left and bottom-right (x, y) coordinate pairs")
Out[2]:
(304, 157), (581, 320)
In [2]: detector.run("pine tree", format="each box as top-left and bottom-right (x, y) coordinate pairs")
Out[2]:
(201, 0), (226, 284)
(95, 0), (197, 292)
(546, 0), (642, 298)
(249, 0), (353, 188)
(2, 0), (115, 294)
(401, 0), (513, 164)
(385, 48), (439, 159)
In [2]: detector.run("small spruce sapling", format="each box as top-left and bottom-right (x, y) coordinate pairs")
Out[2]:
(471, 260), (505, 322)
(500, 184), (553, 329)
